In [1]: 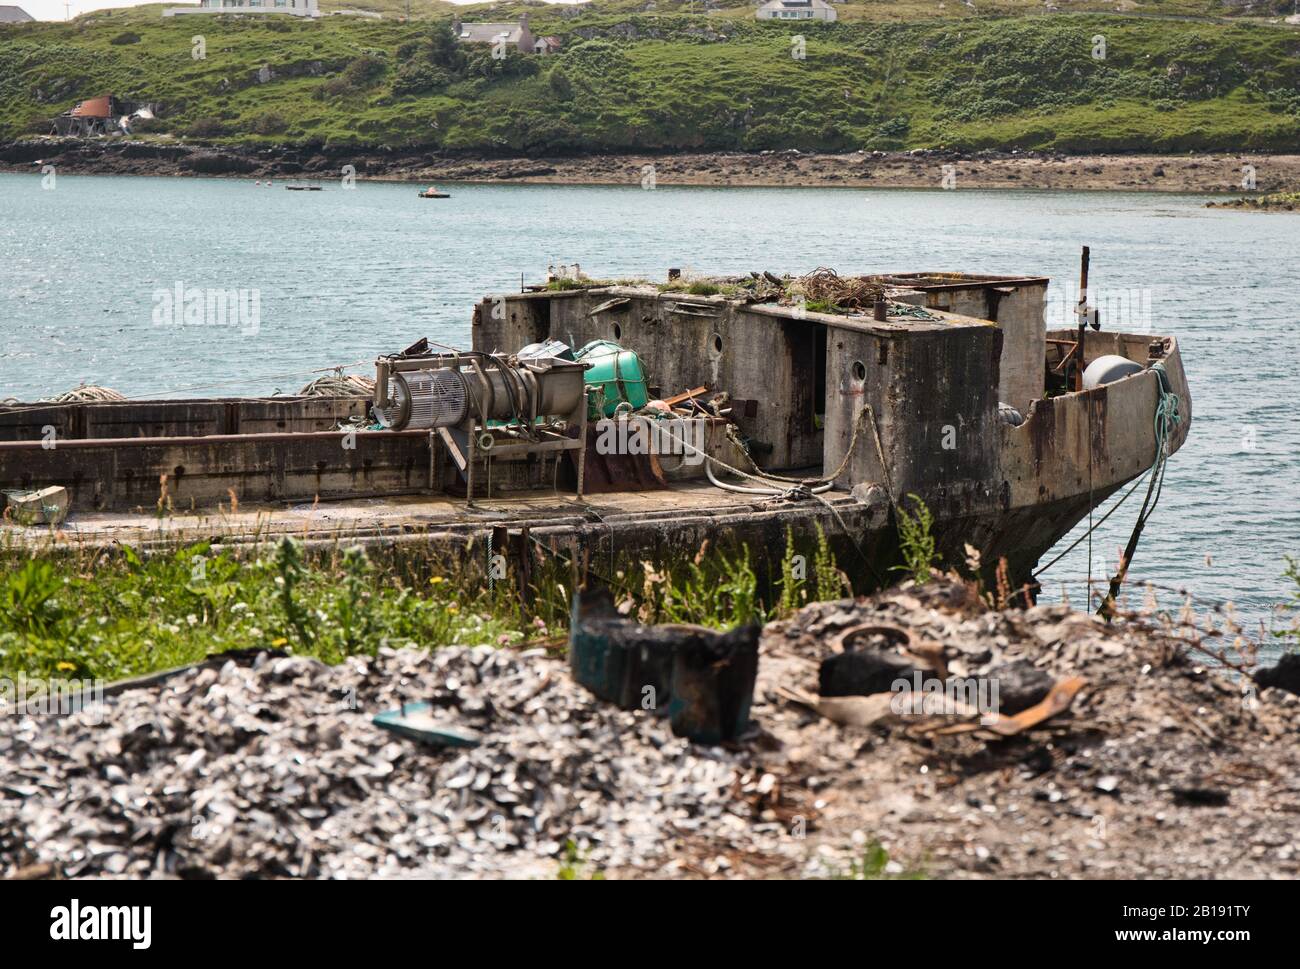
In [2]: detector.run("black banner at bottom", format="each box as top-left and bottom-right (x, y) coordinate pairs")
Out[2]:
(1, 877), (1279, 956)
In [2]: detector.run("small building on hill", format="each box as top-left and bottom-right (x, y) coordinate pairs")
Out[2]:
(163, 0), (320, 18)
(0, 5), (35, 23)
(755, 0), (837, 21)
(453, 14), (538, 54)
(51, 94), (155, 137)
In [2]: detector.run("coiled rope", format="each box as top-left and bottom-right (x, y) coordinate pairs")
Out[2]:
(295, 374), (375, 398)
(39, 384), (126, 404)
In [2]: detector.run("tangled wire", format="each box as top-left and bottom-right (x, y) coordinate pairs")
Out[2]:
(789, 268), (886, 310)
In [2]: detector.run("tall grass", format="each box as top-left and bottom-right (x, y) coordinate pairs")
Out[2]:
(0, 523), (855, 682)
(894, 493), (939, 584)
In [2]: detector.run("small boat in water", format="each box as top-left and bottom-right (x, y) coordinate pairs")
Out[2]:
(418, 186), (451, 198)
(285, 180), (323, 192)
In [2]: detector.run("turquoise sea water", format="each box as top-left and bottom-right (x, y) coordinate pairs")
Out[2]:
(1, 172), (1297, 638)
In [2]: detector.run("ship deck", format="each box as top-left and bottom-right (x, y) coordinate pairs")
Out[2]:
(2, 474), (870, 554)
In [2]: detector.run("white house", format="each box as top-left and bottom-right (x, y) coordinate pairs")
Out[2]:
(163, 0), (320, 18)
(756, 0), (837, 21)
(454, 14), (537, 54)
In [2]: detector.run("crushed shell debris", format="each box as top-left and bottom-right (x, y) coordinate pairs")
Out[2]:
(2, 578), (1297, 879)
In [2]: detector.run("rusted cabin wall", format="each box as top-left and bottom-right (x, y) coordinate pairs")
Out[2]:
(824, 328), (891, 493)
(825, 324), (1002, 512)
(475, 293), (822, 469)
(0, 398), (367, 443)
(0, 432), (433, 512)
(887, 326), (1003, 513)
(904, 283), (1046, 414)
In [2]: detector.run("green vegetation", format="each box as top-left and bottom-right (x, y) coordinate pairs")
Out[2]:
(0, 539), (540, 681)
(777, 523), (849, 615)
(1211, 189), (1300, 208)
(827, 840), (926, 880)
(556, 839), (606, 880)
(634, 544), (765, 627)
(0, 520), (872, 682)
(894, 493), (939, 583)
(1278, 556), (1300, 649)
(323, 0), (1297, 23)
(2, 5), (1299, 153)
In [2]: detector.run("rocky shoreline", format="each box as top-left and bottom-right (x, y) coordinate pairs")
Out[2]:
(2, 578), (1296, 880)
(1207, 190), (1300, 211)
(4, 138), (1300, 194)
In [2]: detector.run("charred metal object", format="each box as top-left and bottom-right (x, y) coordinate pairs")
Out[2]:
(569, 587), (760, 745)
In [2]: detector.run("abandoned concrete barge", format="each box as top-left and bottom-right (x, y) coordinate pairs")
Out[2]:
(0, 268), (1190, 595)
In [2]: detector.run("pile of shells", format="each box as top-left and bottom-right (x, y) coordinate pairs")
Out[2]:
(4, 577), (1298, 880)
(0, 646), (787, 879)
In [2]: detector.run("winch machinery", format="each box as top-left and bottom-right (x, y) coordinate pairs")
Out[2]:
(373, 342), (590, 501)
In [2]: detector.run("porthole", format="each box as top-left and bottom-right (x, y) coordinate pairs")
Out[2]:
(851, 360), (867, 382)
(613, 322), (622, 341)
(712, 333), (724, 354)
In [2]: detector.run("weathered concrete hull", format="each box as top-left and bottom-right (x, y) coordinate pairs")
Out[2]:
(0, 476), (1132, 606)
(1, 276), (1190, 594)
(0, 429), (433, 512)
(0, 396), (368, 443)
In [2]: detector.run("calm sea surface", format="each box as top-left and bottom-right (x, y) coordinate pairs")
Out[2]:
(2, 173), (1297, 639)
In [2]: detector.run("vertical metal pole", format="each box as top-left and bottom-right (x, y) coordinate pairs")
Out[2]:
(576, 392), (587, 499)
(1075, 245), (1090, 392)
(466, 427), (476, 508)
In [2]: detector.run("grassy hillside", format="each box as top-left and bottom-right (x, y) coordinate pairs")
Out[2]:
(1, 4), (1298, 153)
(320, 0), (1300, 22)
